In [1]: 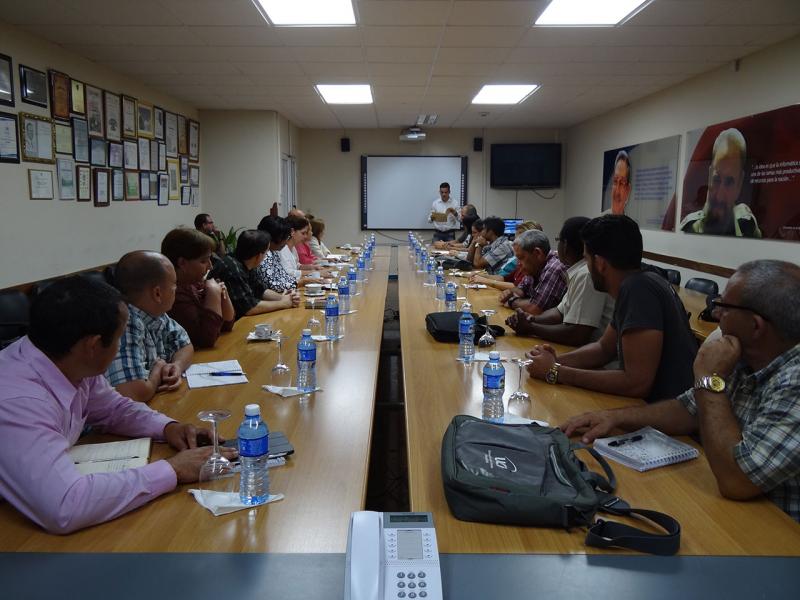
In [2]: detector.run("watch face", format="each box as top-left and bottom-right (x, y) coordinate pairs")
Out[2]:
(545, 369), (557, 385)
(709, 375), (726, 392)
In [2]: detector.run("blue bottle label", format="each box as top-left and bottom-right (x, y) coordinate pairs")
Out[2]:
(436, 274), (444, 284)
(239, 435), (268, 457)
(299, 347), (316, 361)
(325, 306), (339, 317)
(445, 291), (456, 302)
(348, 271), (357, 280)
(483, 373), (505, 389)
(459, 320), (474, 335)
(338, 285), (349, 295)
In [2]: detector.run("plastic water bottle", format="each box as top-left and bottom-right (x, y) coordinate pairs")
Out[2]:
(426, 257), (436, 285)
(337, 276), (350, 314)
(445, 281), (457, 311)
(238, 403), (269, 505)
(296, 328), (317, 392)
(435, 267), (446, 300)
(357, 255), (366, 288)
(325, 294), (340, 340)
(482, 352), (505, 423)
(458, 303), (476, 363)
(348, 265), (359, 296)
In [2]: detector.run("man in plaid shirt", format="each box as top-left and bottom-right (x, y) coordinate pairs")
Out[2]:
(561, 259), (800, 522)
(466, 216), (514, 275)
(499, 229), (567, 315)
(106, 251), (194, 403)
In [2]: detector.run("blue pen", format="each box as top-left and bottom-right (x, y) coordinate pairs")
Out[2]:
(207, 371), (245, 377)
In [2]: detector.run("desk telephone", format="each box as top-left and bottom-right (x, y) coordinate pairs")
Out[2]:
(344, 511), (443, 600)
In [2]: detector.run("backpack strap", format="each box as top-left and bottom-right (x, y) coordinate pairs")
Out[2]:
(572, 443), (617, 492)
(585, 498), (681, 556)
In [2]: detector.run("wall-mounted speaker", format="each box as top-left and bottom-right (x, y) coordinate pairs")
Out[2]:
(341, 137), (351, 152)
(473, 137), (483, 152)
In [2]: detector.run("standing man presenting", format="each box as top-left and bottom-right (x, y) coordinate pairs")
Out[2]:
(429, 182), (461, 242)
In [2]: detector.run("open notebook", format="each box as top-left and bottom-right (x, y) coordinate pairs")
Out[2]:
(69, 438), (151, 475)
(593, 426), (699, 472)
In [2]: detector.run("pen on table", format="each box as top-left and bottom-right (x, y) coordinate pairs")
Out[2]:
(77, 456), (141, 463)
(207, 371), (245, 377)
(608, 434), (644, 447)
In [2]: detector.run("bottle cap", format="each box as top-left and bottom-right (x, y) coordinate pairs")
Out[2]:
(244, 403), (260, 416)
(489, 351), (500, 360)
(302, 328), (311, 335)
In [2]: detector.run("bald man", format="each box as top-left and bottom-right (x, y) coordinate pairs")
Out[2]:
(105, 251), (194, 403)
(680, 128), (762, 237)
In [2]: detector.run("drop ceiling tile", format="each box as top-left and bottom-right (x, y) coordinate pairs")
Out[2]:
(435, 47), (512, 63)
(710, 0), (800, 26)
(275, 27), (362, 46)
(301, 62), (369, 77)
(164, 61), (243, 75)
(366, 47), (437, 63)
(0, 0), (86, 25)
(369, 75), (432, 86)
(432, 63), (498, 76)
(290, 47), (365, 63)
(188, 26), (282, 46)
(356, 1), (451, 25)
(447, 1), (544, 26)
(367, 63), (432, 77)
(744, 25), (800, 46)
(627, 0), (738, 26)
(71, 0), (184, 26)
(372, 86), (427, 100)
(232, 62), (307, 76)
(362, 26), (443, 47)
(101, 61), (183, 76)
(161, 0), (262, 27)
(441, 26), (527, 47)
(213, 46), (297, 62)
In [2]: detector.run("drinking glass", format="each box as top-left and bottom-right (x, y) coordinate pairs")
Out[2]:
(478, 309), (497, 347)
(197, 409), (236, 505)
(508, 358), (533, 416)
(271, 334), (292, 387)
(307, 297), (321, 333)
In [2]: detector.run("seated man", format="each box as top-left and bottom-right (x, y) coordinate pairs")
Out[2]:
(497, 229), (568, 316)
(210, 229), (300, 319)
(526, 215), (698, 402)
(434, 204), (480, 250)
(466, 216), (514, 275)
(0, 276), (236, 533)
(194, 213), (226, 257)
(106, 251), (194, 403)
(506, 216), (614, 345)
(471, 221), (545, 292)
(561, 260), (800, 522)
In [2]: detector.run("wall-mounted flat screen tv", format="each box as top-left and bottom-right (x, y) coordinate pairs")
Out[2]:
(490, 143), (561, 189)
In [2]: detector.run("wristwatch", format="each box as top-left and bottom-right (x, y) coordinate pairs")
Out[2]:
(694, 373), (726, 393)
(545, 362), (561, 385)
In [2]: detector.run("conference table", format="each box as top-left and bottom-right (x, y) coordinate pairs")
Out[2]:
(2, 245), (800, 599)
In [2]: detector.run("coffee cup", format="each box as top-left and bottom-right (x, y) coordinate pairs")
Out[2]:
(254, 323), (273, 339)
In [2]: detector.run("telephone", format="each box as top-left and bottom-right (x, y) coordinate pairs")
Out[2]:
(344, 511), (443, 600)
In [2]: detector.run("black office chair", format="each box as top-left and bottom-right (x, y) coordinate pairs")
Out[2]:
(664, 269), (681, 286)
(0, 290), (30, 349)
(685, 277), (718, 297)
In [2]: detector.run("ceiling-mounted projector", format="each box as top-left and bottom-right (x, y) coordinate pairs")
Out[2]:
(399, 127), (426, 142)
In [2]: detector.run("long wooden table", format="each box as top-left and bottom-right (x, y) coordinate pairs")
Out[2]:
(0, 253), (390, 553)
(398, 250), (800, 555)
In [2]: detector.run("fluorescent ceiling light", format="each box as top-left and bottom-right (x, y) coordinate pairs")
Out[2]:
(535, 0), (651, 26)
(472, 85), (539, 105)
(316, 84), (373, 104)
(252, 0), (356, 26)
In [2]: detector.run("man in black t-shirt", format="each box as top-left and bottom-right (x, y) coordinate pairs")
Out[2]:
(526, 215), (698, 402)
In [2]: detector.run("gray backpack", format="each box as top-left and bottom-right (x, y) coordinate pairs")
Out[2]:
(441, 415), (681, 555)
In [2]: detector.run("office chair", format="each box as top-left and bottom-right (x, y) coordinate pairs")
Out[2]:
(0, 290), (30, 349)
(685, 277), (718, 297)
(664, 269), (681, 286)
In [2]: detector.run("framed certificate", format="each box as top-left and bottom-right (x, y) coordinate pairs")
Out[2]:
(0, 111), (20, 163)
(56, 157), (76, 200)
(112, 168), (124, 201)
(122, 95), (137, 139)
(19, 112), (54, 163)
(188, 119), (199, 161)
(28, 168), (54, 199)
(49, 70), (71, 121)
(72, 117), (89, 163)
(124, 170), (140, 200)
(104, 91), (121, 142)
(76, 164), (91, 201)
(85, 84), (104, 138)
(93, 168), (110, 206)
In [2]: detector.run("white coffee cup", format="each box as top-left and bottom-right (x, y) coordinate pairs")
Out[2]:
(255, 323), (273, 339)
(306, 283), (323, 294)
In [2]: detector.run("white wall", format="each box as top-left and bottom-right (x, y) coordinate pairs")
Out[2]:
(199, 110), (282, 233)
(297, 128), (565, 248)
(0, 22), (199, 288)
(564, 34), (800, 289)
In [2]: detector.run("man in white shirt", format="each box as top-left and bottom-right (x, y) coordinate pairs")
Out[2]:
(428, 182), (461, 242)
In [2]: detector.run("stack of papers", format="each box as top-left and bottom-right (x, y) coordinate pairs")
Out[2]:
(70, 438), (151, 475)
(185, 360), (248, 389)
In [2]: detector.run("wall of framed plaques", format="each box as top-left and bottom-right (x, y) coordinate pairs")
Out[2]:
(0, 22), (201, 288)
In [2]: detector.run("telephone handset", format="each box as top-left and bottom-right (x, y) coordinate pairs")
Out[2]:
(345, 511), (443, 600)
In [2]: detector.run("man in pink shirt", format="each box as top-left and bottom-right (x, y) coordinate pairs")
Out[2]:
(0, 276), (236, 534)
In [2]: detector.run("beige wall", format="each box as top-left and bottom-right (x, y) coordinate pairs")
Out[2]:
(297, 128), (565, 248)
(0, 22), (199, 288)
(199, 110), (282, 233)
(564, 34), (800, 289)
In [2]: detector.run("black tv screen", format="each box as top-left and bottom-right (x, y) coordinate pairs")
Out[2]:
(490, 143), (562, 189)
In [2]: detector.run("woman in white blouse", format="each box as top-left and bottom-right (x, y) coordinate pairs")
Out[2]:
(280, 215), (330, 284)
(309, 218), (332, 260)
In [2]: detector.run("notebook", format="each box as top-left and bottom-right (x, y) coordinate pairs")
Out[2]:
(185, 360), (248, 389)
(593, 426), (699, 472)
(69, 438), (151, 475)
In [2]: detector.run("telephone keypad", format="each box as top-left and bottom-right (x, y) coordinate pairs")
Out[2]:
(397, 582), (406, 588)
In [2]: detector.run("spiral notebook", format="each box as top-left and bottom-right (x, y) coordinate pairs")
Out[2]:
(593, 427), (699, 472)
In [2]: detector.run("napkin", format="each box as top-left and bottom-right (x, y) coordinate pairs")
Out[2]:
(189, 489), (284, 516)
(246, 330), (282, 342)
(311, 334), (343, 341)
(263, 384), (323, 397)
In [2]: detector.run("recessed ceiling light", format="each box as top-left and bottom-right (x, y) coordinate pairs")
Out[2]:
(252, 0), (356, 26)
(534, 0), (652, 26)
(316, 84), (373, 104)
(472, 85), (539, 105)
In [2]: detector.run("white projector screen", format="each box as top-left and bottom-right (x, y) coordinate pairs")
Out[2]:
(361, 155), (468, 230)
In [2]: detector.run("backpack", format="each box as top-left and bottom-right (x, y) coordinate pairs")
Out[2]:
(425, 311), (505, 344)
(441, 415), (681, 555)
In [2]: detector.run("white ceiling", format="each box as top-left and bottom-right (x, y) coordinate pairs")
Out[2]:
(3, 0), (800, 129)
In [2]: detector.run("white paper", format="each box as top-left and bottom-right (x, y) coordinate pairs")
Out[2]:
(185, 360), (248, 389)
(69, 438), (150, 475)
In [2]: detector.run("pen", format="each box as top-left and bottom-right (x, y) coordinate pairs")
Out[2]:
(207, 371), (245, 377)
(77, 456), (141, 463)
(608, 434), (643, 447)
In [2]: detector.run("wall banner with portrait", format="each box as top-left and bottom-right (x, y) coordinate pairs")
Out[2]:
(601, 135), (680, 231)
(672, 104), (800, 241)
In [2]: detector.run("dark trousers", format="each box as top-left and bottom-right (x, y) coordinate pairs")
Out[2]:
(432, 230), (456, 242)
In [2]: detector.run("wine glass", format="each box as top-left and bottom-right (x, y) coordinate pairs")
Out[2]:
(478, 309), (497, 347)
(508, 358), (533, 417)
(271, 334), (292, 387)
(197, 409), (236, 505)
(307, 297), (321, 334)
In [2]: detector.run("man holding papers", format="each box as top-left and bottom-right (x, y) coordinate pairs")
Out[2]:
(0, 276), (236, 534)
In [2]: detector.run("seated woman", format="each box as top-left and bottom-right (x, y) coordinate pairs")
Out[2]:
(161, 228), (235, 348)
(209, 229), (299, 319)
(282, 215), (331, 279)
(309, 218), (333, 261)
(470, 221), (542, 291)
(255, 216), (323, 290)
(435, 206), (480, 250)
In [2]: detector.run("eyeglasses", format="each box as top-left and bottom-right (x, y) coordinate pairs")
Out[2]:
(710, 297), (769, 321)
